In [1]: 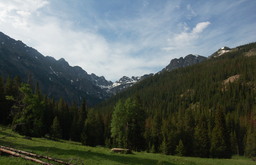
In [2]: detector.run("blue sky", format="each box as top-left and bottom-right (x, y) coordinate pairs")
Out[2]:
(0, 0), (255, 81)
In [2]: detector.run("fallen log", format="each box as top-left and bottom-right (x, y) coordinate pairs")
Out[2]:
(0, 145), (73, 165)
(0, 148), (53, 165)
(111, 148), (132, 154)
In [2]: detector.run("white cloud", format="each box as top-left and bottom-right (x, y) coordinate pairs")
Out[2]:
(0, 0), (254, 81)
(192, 22), (211, 34)
(169, 21), (211, 47)
(0, 0), (171, 81)
(0, 0), (48, 26)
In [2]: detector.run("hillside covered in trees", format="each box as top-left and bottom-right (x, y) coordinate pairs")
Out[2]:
(93, 42), (256, 158)
(0, 42), (256, 159)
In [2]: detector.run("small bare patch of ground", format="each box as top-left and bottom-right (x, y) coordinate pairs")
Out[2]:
(222, 75), (240, 91)
(245, 48), (256, 57)
(223, 75), (240, 84)
(180, 89), (194, 98)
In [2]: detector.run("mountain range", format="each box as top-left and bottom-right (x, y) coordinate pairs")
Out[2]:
(0, 31), (236, 105)
(0, 32), (112, 105)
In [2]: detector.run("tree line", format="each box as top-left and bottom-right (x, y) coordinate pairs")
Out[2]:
(0, 76), (95, 143)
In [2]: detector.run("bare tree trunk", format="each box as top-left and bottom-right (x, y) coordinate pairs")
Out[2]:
(0, 145), (73, 165)
(0, 148), (53, 165)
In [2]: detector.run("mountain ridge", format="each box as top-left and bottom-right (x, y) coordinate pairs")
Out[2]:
(1, 31), (252, 105)
(0, 32), (111, 106)
(162, 54), (207, 72)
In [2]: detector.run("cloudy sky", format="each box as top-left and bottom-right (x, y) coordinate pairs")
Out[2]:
(0, 0), (255, 81)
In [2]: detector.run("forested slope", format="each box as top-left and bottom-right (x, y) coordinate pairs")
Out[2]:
(92, 42), (256, 158)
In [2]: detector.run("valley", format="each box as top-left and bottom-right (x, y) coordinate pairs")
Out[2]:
(0, 31), (256, 164)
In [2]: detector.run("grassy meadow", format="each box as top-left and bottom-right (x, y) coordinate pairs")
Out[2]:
(0, 126), (254, 165)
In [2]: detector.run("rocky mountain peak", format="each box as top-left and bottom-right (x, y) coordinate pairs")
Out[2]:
(162, 54), (207, 72)
(210, 46), (231, 58)
(0, 31), (112, 106)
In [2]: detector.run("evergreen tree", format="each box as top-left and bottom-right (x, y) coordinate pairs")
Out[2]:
(3, 77), (16, 124)
(110, 100), (126, 147)
(111, 97), (145, 150)
(245, 129), (256, 157)
(57, 98), (71, 139)
(51, 116), (62, 139)
(176, 140), (185, 156)
(144, 117), (154, 152)
(150, 112), (162, 153)
(210, 107), (231, 158)
(12, 83), (45, 137)
(245, 112), (256, 157)
(230, 131), (239, 155)
(194, 115), (210, 157)
(0, 77), (6, 124)
(160, 118), (177, 155)
(71, 99), (87, 141)
(0, 77), (4, 100)
(125, 97), (145, 151)
(81, 110), (103, 146)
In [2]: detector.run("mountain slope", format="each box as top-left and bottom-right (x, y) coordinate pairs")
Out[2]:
(98, 42), (256, 109)
(162, 54), (207, 72)
(0, 32), (111, 105)
(93, 42), (256, 156)
(110, 54), (207, 94)
(0, 32), (211, 100)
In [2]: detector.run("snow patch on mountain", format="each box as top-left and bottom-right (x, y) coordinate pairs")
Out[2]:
(210, 46), (231, 58)
(106, 74), (153, 94)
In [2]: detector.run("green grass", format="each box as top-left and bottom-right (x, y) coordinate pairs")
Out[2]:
(0, 126), (254, 165)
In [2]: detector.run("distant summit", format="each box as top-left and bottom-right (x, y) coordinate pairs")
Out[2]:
(108, 74), (153, 94)
(210, 46), (231, 58)
(162, 54), (207, 72)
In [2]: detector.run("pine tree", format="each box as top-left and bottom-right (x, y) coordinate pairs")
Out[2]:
(151, 112), (162, 153)
(0, 77), (6, 124)
(12, 83), (45, 137)
(111, 100), (126, 147)
(210, 107), (231, 158)
(194, 115), (210, 157)
(57, 98), (71, 139)
(3, 77), (16, 124)
(51, 116), (62, 139)
(0, 77), (4, 99)
(110, 97), (145, 150)
(125, 97), (145, 151)
(176, 140), (185, 156)
(144, 117), (154, 152)
(230, 131), (239, 155)
(81, 111), (103, 146)
(160, 118), (177, 155)
(245, 112), (256, 157)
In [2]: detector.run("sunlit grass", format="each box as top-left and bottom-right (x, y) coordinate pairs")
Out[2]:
(0, 126), (254, 165)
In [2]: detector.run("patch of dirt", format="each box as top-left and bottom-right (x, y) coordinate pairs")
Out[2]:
(245, 48), (256, 57)
(223, 75), (240, 84)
